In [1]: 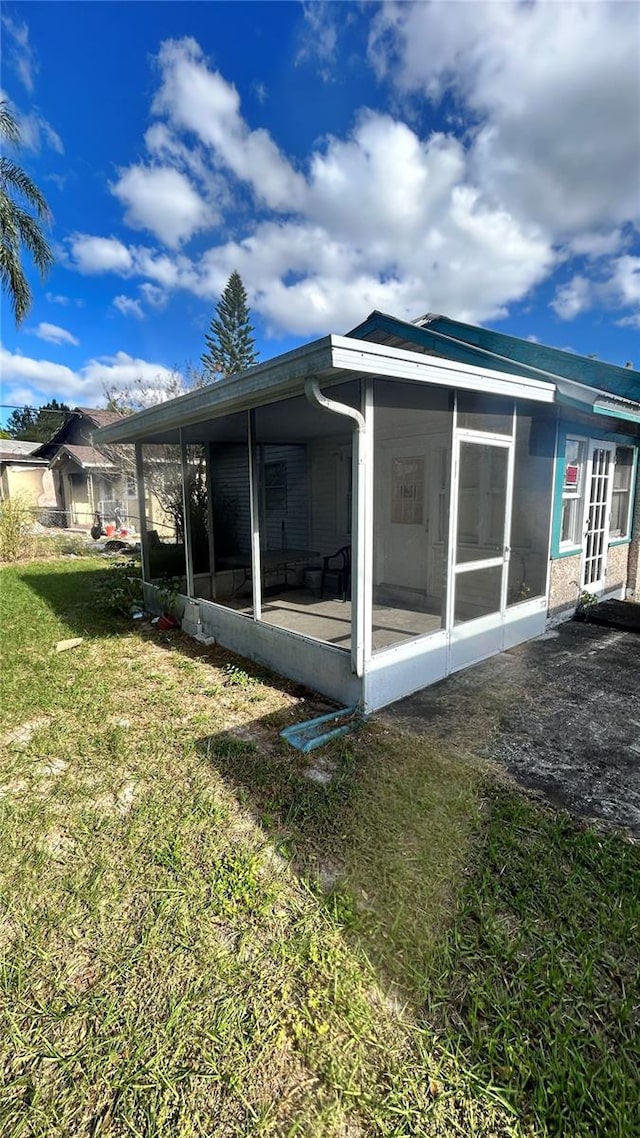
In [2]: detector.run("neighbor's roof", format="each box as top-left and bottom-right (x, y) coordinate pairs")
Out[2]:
(32, 406), (124, 459)
(74, 407), (124, 428)
(53, 445), (115, 470)
(0, 440), (47, 462)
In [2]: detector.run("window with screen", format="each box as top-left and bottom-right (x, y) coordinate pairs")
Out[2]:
(560, 437), (587, 547)
(264, 461), (287, 513)
(610, 447), (634, 539)
(391, 456), (425, 525)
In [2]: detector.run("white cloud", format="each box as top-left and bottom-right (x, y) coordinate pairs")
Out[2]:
(73, 38), (553, 333)
(45, 292), (70, 306)
(0, 345), (179, 406)
(369, 1), (640, 236)
(568, 230), (625, 260)
(551, 255), (640, 326)
(67, 29), (638, 339)
(617, 313), (640, 332)
(45, 172), (69, 191)
(112, 164), (212, 247)
(152, 38), (306, 212)
(2, 15), (37, 92)
(139, 282), (167, 309)
(70, 235), (133, 274)
(551, 275), (592, 321)
(0, 92), (64, 155)
(31, 321), (79, 346)
(610, 256), (640, 309)
(113, 295), (145, 320)
(296, 2), (339, 82)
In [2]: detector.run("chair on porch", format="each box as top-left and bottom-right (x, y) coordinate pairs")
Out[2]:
(320, 545), (351, 601)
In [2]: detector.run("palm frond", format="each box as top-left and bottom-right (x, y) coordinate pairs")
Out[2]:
(0, 99), (54, 324)
(0, 240), (32, 324)
(9, 203), (54, 275)
(0, 100), (21, 146)
(0, 158), (52, 220)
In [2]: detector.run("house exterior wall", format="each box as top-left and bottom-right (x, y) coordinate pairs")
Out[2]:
(210, 443), (251, 555)
(626, 462), (640, 599)
(63, 467), (91, 526)
(0, 464), (55, 507)
(605, 542), (629, 596)
(145, 583), (363, 708)
(547, 555), (582, 618)
(308, 436), (352, 558)
(260, 445), (309, 551)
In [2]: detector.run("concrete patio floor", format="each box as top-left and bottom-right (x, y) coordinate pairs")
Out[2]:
(383, 619), (640, 838)
(220, 590), (441, 650)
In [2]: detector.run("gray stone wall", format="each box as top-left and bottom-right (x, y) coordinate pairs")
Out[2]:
(548, 554), (582, 619)
(606, 542), (630, 595)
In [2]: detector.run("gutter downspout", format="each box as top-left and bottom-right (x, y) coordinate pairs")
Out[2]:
(304, 378), (368, 678)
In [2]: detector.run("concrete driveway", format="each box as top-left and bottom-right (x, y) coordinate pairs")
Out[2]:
(383, 620), (640, 838)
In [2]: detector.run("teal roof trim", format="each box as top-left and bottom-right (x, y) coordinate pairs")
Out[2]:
(422, 314), (639, 401)
(348, 311), (640, 402)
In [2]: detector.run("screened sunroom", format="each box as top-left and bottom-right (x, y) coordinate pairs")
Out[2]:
(96, 333), (568, 711)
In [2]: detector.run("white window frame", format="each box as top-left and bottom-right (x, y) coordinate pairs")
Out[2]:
(608, 445), (636, 544)
(559, 434), (588, 551)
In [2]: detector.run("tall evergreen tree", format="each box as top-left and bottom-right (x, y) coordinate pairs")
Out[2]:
(6, 399), (69, 442)
(201, 270), (258, 380)
(0, 100), (53, 325)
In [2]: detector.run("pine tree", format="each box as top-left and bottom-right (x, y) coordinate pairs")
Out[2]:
(201, 271), (258, 380)
(6, 399), (69, 442)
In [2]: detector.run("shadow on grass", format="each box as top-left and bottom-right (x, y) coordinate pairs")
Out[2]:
(198, 719), (640, 1138)
(15, 561), (640, 1135)
(15, 562), (129, 640)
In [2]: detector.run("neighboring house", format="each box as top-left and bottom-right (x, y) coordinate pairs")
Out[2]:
(31, 407), (131, 529)
(32, 406), (176, 536)
(96, 314), (640, 712)
(0, 440), (56, 509)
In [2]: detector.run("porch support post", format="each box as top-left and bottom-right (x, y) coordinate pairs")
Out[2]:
(87, 471), (95, 519)
(361, 379), (374, 665)
(180, 430), (194, 598)
(134, 442), (150, 582)
(205, 441), (217, 599)
(247, 409), (262, 620)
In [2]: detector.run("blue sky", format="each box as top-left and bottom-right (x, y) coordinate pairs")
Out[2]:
(1, 0), (639, 418)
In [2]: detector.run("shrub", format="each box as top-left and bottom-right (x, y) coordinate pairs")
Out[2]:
(0, 496), (36, 561)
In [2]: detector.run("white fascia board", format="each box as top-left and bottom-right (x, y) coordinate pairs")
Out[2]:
(96, 330), (557, 448)
(329, 335), (556, 403)
(95, 336), (336, 445)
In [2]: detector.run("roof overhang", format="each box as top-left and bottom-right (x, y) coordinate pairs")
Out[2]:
(0, 455), (48, 466)
(95, 334), (556, 446)
(555, 378), (640, 425)
(52, 446), (115, 470)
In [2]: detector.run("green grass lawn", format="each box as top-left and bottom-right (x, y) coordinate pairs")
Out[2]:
(1, 558), (638, 1137)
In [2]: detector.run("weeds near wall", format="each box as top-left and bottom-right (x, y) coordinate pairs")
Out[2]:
(94, 558), (144, 615)
(0, 496), (36, 561)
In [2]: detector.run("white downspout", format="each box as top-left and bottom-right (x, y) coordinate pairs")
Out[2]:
(304, 378), (368, 678)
